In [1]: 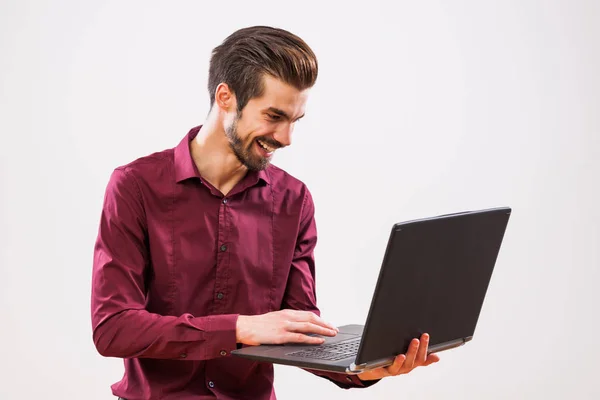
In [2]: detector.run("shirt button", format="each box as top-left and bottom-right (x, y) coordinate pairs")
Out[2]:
(208, 381), (215, 388)
(220, 244), (227, 252)
(346, 377), (353, 382)
(179, 353), (187, 358)
(220, 350), (227, 356)
(217, 292), (224, 300)
(222, 198), (228, 204)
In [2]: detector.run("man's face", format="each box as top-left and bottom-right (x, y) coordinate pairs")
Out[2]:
(224, 75), (309, 171)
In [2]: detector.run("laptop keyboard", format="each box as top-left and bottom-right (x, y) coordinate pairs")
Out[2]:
(286, 338), (361, 361)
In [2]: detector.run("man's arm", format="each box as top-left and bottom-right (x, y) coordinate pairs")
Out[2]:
(91, 167), (238, 360)
(280, 187), (380, 389)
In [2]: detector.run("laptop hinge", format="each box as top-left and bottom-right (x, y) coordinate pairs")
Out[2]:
(428, 336), (472, 354)
(346, 357), (395, 374)
(346, 336), (473, 374)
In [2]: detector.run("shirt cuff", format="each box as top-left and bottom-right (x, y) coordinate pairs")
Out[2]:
(200, 314), (239, 359)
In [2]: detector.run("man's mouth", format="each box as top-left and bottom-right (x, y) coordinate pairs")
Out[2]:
(256, 139), (277, 153)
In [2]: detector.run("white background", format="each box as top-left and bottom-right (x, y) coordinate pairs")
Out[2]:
(1, 1), (599, 399)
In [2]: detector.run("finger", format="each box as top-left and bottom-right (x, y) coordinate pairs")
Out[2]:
(286, 321), (337, 337)
(403, 338), (420, 371)
(285, 331), (326, 345)
(423, 353), (440, 366)
(306, 312), (339, 332)
(415, 333), (429, 365)
(359, 367), (391, 381)
(386, 354), (406, 375)
(294, 311), (339, 332)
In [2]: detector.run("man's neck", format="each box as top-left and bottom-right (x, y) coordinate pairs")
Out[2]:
(190, 117), (248, 196)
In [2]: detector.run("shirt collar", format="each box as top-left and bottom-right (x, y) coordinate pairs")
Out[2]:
(174, 125), (271, 185)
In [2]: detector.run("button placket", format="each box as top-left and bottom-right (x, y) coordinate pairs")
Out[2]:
(214, 194), (230, 314)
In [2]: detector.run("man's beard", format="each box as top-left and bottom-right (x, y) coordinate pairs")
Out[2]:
(225, 112), (278, 172)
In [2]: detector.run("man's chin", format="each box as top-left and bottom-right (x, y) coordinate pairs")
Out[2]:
(246, 151), (272, 170)
(244, 158), (270, 172)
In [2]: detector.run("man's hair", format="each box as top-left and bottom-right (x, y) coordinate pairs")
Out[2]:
(208, 26), (318, 112)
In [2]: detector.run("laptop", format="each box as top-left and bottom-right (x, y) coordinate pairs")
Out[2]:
(231, 207), (512, 375)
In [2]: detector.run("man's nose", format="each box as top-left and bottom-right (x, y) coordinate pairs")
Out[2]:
(274, 123), (294, 147)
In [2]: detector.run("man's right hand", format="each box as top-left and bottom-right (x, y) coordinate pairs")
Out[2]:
(236, 309), (339, 346)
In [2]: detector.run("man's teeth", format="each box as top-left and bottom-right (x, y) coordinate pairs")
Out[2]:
(257, 139), (275, 153)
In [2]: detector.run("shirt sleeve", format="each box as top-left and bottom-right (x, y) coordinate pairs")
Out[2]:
(280, 187), (381, 389)
(91, 167), (238, 360)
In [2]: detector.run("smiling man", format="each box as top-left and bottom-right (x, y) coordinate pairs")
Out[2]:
(91, 26), (439, 400)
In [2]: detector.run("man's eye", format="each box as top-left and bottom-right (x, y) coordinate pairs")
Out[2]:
(268, 114), (281, 121)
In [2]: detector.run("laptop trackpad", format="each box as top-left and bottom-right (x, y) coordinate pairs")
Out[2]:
(283, 332), (359, 347)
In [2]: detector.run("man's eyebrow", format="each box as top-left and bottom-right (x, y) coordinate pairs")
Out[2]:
(265, 107), (305, 121)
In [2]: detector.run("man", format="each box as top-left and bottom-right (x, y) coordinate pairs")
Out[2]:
(91, 25), (439, 400)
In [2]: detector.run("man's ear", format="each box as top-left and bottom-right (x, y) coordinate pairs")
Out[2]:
(214, 83), (237, 112)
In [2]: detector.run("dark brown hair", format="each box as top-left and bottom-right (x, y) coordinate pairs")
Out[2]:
(208, 26), (318, 112)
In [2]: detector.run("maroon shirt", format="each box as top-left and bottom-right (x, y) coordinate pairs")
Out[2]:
(91, 126), (375, 399)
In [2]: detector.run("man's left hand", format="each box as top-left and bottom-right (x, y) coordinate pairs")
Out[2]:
(357, 333), (440, 381)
